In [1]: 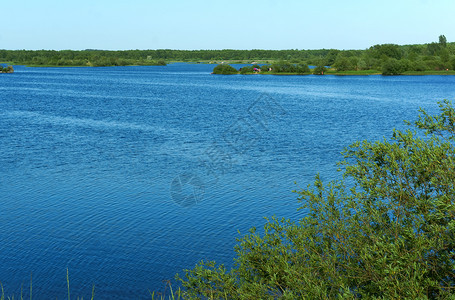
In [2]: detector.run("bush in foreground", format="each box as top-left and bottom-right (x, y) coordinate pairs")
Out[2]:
(177, 100), (455, 299)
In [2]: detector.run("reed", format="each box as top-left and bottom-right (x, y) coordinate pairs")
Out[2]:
(0, 272), (183, 299)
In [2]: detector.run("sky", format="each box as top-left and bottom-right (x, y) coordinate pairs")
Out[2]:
(1, 0), (455, 50)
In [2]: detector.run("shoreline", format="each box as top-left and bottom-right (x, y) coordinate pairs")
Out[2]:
(218, 70), (455, 76)
(4, 62), (455, 76)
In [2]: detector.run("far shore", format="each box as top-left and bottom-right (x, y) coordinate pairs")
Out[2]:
(3, 62), (455, 76)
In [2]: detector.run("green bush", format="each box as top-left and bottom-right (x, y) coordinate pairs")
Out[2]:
(259, 62), (310, 74)
(312, 65), (327, 75)
(412, 60), (428, 71)
(422, 57), (448, 71)
(295, 63), (310, 74)
(333, 56), (351, 71)
(271, 61), (294, 73)
(451, 57), (455, 71)
(239, 66), (254, 74)
(177, 101), (455, 299)
(212, 64), (238, 75)
(382, 58), (404, 75)
(1, 65), (14, 73)
(156, 60), (166, 66)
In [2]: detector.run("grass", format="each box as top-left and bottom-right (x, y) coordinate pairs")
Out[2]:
(240, 72), (311, 75)
(182, 59), (272, 64)
(236, 69), (455, 76)
(401, 70), (455, 75)
(24, 64), (90, 68)
(325, 69), (382, 75)
(325, 69), (455, 76)
(0, 270), (184, 300)
(148, 284), (183, 300)
(237, 70), (379, 76)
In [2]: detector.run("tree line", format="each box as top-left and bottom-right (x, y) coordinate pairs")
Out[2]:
(215, 36), (455, 75)
(329, 35), (454, 75)
(0, 48), (335, 65)
(0, 49), (166, 66)
(0, 36), (453, 72)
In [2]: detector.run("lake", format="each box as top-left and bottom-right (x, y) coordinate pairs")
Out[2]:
(0, 63), (454, 299)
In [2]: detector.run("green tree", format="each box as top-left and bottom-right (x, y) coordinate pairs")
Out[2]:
(325, 49), (340, 66)
(412, 59), (427, 71)
(349, 56), (359, 70)
(440, 48), (450, 64)
(439, 34), (447, 47)
(333, 55), (351, 71)
(295, 63), (310, 74)
(424, 57), (447, 71)
(1, 65), (14, 73)
(177, 101), (455, 299)
(369, 44), (403, 60)
(427, 43), (441, 56)
(357, 59), (367, 70)
(271, 61), (294, 73)
(312, 65), (327, 75)
(382, 58), (404, 75)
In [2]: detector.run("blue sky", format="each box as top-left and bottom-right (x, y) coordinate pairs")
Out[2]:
(2, 0), (454, 50)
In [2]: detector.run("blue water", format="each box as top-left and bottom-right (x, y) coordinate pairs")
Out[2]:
(0, 64), (454, 299)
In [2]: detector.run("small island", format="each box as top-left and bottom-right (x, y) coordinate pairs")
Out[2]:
(1, 65), (14, 73)
(213, 62), (314, 75)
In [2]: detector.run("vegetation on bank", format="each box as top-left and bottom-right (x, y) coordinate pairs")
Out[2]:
(320, 35), (455, 75)
(312, 65), (327, 75)
(1, 35), (454, 71)
(211, 35), (455, 76)
(22, 60), (167, 67)
(243, 62), (310, 74)
(0, 50), (167, 67)
(176, 101), (455, 299)
(213, 62), (312, 75)
(0, 65), (13, 73)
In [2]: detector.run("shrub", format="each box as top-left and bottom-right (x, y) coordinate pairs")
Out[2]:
(412, 60), (427, 71)
(295, 63), (310, 74)
(424, 58), (447, 71)
(312, 65), (327, 75)
(177, 101), (455, 299)
(333, 56), (351, 71)
(1, 65), (14, 73)
(156, 60), (166, 66)
(271, 61), (294, 73)
(239, 66), (252, 74)
(382, 58), (404, 75)
(212, 64), (238, 75)
(450, 57), (455, 71)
